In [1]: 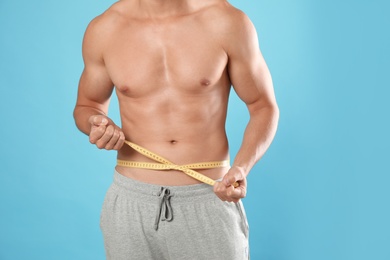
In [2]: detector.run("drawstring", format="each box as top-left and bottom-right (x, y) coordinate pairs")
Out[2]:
(154, 187), (173, 231)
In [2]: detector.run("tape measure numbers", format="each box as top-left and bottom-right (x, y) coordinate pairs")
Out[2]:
(117, 141), (239, 187)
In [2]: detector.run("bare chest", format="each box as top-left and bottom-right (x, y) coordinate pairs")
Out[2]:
(104, 18), (229, 97)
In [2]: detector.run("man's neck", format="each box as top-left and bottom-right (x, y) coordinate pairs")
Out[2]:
(137, 0), (194, 19)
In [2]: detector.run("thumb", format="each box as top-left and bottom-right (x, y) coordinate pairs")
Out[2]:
(223, 167), (245, 187)
(222, 173), (237, 187)
(89, 115), (108, 127)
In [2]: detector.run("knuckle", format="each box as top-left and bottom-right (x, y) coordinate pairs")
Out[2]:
(89, 135), (98, 143)
(226, 176), (235, 185)
(106, 127), (114, 135)
(113, 131), (120, 138)
(96, 141), (104, 149)
(95, 127), (104, 135)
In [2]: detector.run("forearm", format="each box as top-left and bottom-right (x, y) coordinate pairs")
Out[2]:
(73, 105), (109, 135)
(233, 104), (279, 176)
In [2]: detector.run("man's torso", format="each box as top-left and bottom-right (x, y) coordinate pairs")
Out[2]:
(100, 0), (235, 185)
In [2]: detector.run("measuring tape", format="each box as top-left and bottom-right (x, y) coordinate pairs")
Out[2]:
(117, 140), (239, 187)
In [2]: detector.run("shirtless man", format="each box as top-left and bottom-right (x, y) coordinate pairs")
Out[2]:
(74, 0), (279, 259)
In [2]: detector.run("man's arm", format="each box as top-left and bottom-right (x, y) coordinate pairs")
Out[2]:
(73, 15), (125, 150)
(214, 9), (279, 202)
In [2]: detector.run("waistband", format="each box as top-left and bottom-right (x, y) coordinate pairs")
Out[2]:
(112, 170), (217, 204)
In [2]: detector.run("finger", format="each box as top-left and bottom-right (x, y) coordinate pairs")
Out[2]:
(113, 131), (125, 150)
(219, 185), (234, 202)
(227, 186), (246, 200)
(96, 125), (115, 149)
(105, 128), (121, 150)
(214, 182), (237, 202)
(213, 181), (228, 201)
(213, 181), (224, 194)
(89, 125), (106, 144)
(89, 115), (108, 127)
(223, 171), (243, 187)
(215, 180), (246, 202)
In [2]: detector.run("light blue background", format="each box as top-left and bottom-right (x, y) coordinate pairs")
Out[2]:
(0, 0), (389, 259)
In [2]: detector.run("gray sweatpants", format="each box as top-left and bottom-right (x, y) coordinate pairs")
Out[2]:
(100, 170), (249, 260)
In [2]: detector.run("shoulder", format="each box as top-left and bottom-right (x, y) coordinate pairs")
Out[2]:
(200, 2), (258, 51)
(202, 2), (255, 30)
(84, 3), (128, 40)
(82, 2), (130, 57)
(213, 3), (259, 57)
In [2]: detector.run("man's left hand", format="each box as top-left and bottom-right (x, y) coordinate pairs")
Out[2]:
(213, 166), (247, 203)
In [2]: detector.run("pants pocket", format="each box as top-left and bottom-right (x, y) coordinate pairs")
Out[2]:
(100, 184), (117, 231)
(236, 200), (249, 238)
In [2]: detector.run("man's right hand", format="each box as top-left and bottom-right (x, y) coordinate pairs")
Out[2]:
(88, 115), (125, 150)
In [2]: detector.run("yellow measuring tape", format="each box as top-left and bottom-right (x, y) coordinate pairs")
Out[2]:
(117, 140), (238, 187)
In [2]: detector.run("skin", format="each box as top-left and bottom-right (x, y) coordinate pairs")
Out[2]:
(73, 0), (279, 203)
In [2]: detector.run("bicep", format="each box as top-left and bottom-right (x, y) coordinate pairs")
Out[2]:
(227, 16), (276, 112)
(75, 17), (114, 114)
(76, 65), (114, 114)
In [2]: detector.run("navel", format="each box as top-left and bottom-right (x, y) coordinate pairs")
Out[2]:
(170, 140), (178, 145)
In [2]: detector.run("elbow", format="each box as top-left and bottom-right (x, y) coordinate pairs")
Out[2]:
(249, 101), (280, 130)
(272, 103), (280, 123)
(249, 100), (279, 119)
(73, 106), (80, 125)
(73, 106), (85, 133)
(264, 103), (279, 127)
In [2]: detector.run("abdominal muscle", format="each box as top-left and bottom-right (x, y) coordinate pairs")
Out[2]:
(114, 85), (231, 186)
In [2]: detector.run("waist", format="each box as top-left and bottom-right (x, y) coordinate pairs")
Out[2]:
(116, 140), (230, 186)
(115, 165), (229, 186)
